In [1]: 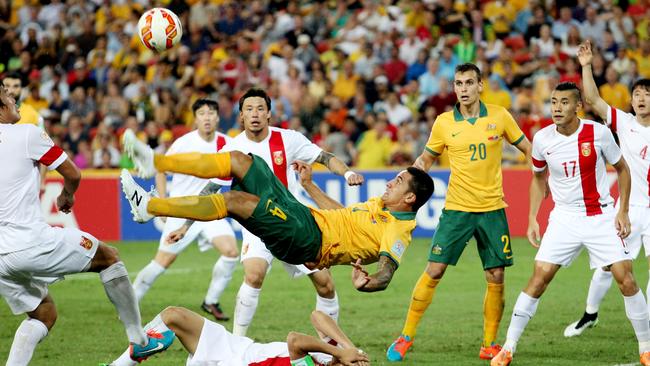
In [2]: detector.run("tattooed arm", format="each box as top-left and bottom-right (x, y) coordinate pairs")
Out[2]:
(314, 151), (364, 186)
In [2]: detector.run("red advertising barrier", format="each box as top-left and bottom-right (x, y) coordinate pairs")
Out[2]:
(43, 173), (120, 241)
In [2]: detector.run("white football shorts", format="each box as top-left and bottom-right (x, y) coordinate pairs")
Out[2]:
(159, 217), (235, 254)
(624, 205), (650, 259)
(536, 206), (632, 269)
(0, 226), (99, 314)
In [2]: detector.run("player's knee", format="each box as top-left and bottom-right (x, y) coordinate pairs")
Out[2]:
(314, 279), (336, 298)
(221, 246), (239, 258)
(101, 244), (121, 264)
(425, 263), (446, 279)
(230, 151), (251, 166)
(617, 274), (639, 295)
(161, 306), (185, 328)
(485, 267), (505, 284)
(244, 270), (265, 288)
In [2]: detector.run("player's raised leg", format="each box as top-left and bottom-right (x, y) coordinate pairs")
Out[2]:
(122, 128), (251, 180)
(310, 269), (340, 323)
(121, 169), (259, 225)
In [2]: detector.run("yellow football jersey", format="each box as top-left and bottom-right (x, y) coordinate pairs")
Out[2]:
(310, 197), (416, 269)
(425, 102), (524, 212)
(16, 103), (44, 128)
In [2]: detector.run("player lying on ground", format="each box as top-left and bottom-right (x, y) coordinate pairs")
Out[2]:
(0, 86), (171, 365)
(491, 82), (650, 366)
(120, 134), (434, 292)
(102, 308), (369, 366)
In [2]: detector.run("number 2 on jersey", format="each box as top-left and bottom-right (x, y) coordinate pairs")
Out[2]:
(562, 160), (576, 177)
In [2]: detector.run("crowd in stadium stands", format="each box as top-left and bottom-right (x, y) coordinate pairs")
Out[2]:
(1, 0), (649, 169)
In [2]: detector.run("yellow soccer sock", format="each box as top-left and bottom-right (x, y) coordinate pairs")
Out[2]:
(401, 273), (440, 339)
(147, 194), (228, 221)
(483, 282), (505, 347)
(154, 152), (231, 179)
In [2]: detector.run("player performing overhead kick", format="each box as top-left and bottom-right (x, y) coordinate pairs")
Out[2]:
(120, 134), (434, 292)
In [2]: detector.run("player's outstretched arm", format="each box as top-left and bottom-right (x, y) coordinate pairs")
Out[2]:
(165, 181), (223, 244)
(613, 157), (632, 238)
(54, 158), (81, 213)
(310, 310), (355, 350)
(577, 41), (609, 120)
(294, 160), (345, 209)
(527, 170), (547, 248)
(286, 332), (369, 366)
(413, 150), (438, 171)
(314, 150), (364, 186)
(351, 257), (397, 292)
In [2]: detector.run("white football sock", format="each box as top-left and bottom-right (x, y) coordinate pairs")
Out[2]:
(110, 351), (137, 366)
(316, 292), (339, 323)
(133, 260), (166, 301)
(101, 261), (147, 346)
(6, 318), (48, 366)
(623, 290), (650, 354)
(504, 292), (540, 353)
(585, 268), (613, 314)
(233, 282), (261, 336)
(204, 256), (238, 304)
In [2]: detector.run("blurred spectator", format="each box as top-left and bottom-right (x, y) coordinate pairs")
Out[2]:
(481, 77), (512, 110)
(552, 7), (580, 39)
(332, 60), (359, 103)
(418, 58), (442, 98)
(355, 113), (394, 169)
(73, 140), (93, 169)
(579, 6), (606, 42)
(92, 131), (120, 168)
(63, 114), (89, 155)
(600, 66), (631, 111)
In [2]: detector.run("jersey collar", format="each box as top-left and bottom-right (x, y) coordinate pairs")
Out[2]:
(453, 101), (487, 125)
(388, 210), (417, 221)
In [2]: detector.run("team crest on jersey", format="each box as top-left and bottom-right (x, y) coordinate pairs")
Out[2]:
(431, 245), (442, 255)
(273, 151), (284, 165)
(580, 142), (592, 157)
(486, 123), (497, 131)
(80, 236), (93, 250)
(391, 240), (405, 259)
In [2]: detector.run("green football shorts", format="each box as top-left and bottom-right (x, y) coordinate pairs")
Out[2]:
(428, 208), (513, 269)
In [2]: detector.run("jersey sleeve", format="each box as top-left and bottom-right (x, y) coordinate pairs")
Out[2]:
(26, 126), (67, 170)
(287, 130), (322, 164)
(530, 134), (547, 172)
(379, 223), (413, 267)
(606, 105), (630, 134)
(502, 109), (526, 145)
(424, 117), (445, 156)
(600, 125), (623, 165)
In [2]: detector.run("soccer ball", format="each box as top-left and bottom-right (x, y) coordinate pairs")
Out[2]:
(137, 8), (182, 52)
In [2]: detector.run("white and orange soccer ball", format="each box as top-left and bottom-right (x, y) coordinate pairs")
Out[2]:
(137, 8), (182, 52)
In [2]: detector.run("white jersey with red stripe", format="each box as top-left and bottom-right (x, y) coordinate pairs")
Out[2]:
(166, 130), (231, 197)
(607, 106), (650, 208)
(531, 120), (622, 216)
(0, 124), (68, 254)
(223, 127), (322, 197)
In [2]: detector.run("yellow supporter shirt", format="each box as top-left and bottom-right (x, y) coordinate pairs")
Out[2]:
(600, 83), (631, 111)
(310, 197), (416, 269)
(16, 103), (43, 128)
(355, 130), (394, 168)
(425, 102), (525, 212)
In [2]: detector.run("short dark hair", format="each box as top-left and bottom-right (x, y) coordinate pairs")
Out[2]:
(192, 98), (219, 114)
(553, 82), (582, 101)
(454, 63), (482, 81)
(238, 88), (271, 111)
(631, 79), (650, 94)
(1, 72), (23, 85)
(406, 167), (435, 211)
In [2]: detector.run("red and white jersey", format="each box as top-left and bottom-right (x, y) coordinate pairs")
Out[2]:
(223, 127), (322, 197)
(531, 120), (621, 216)
(165, 130), (231, 197)
(0, 124), (68, 253)
(607, 107), (650, 207)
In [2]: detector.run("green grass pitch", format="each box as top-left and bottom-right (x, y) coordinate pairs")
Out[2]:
(0, 238), (646, 365)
